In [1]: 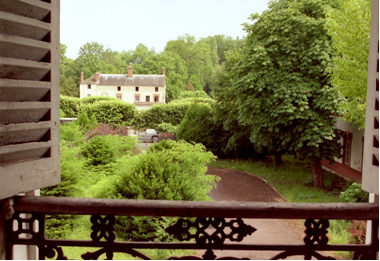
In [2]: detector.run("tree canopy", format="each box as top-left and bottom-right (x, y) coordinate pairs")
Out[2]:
(326, 0), (371, 128)
(225, 0), (345, 187)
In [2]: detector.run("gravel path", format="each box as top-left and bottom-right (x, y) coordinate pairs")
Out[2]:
(200, 166), (315, 260)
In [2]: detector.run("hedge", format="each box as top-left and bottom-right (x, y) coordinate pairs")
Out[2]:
(60, 95), (81, 118)
(79, 100), (138, 125)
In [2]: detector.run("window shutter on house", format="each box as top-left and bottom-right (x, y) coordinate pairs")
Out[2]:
(0, 0), (60, 199)
(362, 0), (379, 194)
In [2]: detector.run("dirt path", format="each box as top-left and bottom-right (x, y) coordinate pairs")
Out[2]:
(200, 166), (309, 260)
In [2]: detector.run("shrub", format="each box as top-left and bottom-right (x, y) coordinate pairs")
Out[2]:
(159, 133), (177, 141)
(340, 182), (369, 202)
(82, 135), (116, 166)
(41, 145), (84, 239)
(348, 220), (367, 244)
(77, 111), (98, 132)
(79, 100), (138, 125)
(176, 103), (228, 157)
(81, 96), (119, 105)
(96, 140), (218, 241)
(178, 90), (210, 99)
(134, 103), (191, 130)
(156, 122), (177, 134)
(170, 97), (215, 105)
(60, 95), (81, 117)
(86, 124), (131, 139)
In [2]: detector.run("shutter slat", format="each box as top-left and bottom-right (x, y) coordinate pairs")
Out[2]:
(0, 0), (60, 199)
(0, 141), (51, 154)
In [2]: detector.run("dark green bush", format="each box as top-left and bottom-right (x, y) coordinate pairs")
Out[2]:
(82, 135), (116, 166)
(79, 100), (138, 125)
(176, 103), (228, 157)
(96, 140), (218, 241)
(60, 95), (81, 117)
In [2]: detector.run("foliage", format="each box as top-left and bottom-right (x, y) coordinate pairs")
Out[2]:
(76, 111), (98, 132)
(81, 135), (116, 166)
(228, 0), (345, 186)
(86, 124), (132, 139)
(81, 95), (120, 105)
(60, 95), (81, 118)
(170, 97), (215, 105)
(212, 48), (260, 159)
(42, 125), (86, 238)
(79, 100), (138, 125)
(178, 90), (209, 99)
(156, 122), (177, 134)
(177, 103), (228, 157)
(325, 0), (371, 128)
(348, 220), (367, 244)
(94, 140), (218, 241)
(339, 182), (369, 203)
(134, 103), (191, 130)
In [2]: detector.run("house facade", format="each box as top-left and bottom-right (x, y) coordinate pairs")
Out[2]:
(79, 66), (166, 110)
(321, 118), (364, 183)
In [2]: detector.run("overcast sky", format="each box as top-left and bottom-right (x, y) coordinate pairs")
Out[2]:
(61, 0), (270, 59)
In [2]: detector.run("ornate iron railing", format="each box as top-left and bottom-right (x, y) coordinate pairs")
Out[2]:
(5, 196), (379, 260)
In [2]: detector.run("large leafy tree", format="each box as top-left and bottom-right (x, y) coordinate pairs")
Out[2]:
(326, 0), (371, 128)
(232, 0), (345, 187)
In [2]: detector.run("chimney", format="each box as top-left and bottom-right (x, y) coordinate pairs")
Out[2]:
(80, 71), (84, 82)
(94, 71), (99, 83)
(162, 67), (166, 75)
(128, 66), (133, 78)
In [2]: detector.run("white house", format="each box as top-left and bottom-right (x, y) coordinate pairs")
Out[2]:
(79, 66), (166, 110)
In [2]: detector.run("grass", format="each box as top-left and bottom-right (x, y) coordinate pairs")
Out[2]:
(209, 155), (351, 203)
(209, 155), (354, 259)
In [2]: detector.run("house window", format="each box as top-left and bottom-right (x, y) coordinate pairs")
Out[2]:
(101, 93), (108, 96)
(135, 94), (140, 102)
(154, 95), (159, 102)
(343, 132), (353, 166)
(135, 86), (139, 92)
(146, 96), (150, 102)
(155, 87), (158, 92)
(88, 84), (91, 89)
(116, 93), (122, 100)
(117, 86), (121, 91)
(87, 94), (91, 97)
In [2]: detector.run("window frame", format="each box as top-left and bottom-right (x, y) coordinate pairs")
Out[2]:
(153, 94), (159, 103)
(155, 87), (159, 92)
(135, 93), (140, 102)
(135, 86), (139, 92)
(116, 93), (122, 100)
(88, 84), (91, 89)
(146, 96), (150, 102)
(117, 86), (121, 91)
(342, 132), (353, 166)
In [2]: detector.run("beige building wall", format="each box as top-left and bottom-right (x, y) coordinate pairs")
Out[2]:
(336, 118), (364, 172)
(79, 84), (165, 110)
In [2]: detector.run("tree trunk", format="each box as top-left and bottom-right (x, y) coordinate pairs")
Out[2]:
(274, 151), (282, 166)
(311, 159), (323, 188)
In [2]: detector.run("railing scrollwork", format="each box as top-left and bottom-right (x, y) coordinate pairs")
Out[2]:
(5, 196), (379, 260)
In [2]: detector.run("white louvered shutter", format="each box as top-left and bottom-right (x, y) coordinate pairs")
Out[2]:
(0, 0), (60, 199)
(362, 0), (379, 194)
